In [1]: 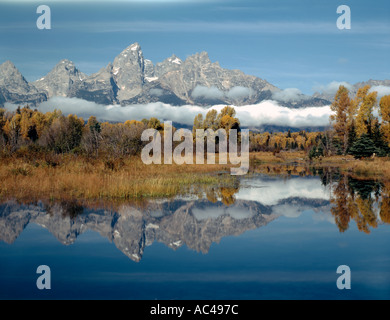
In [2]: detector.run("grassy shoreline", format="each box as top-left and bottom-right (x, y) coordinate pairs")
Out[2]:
(0, 151), (389, 203)
(250, 151), (390, 179)
(0, 153), (238, 203)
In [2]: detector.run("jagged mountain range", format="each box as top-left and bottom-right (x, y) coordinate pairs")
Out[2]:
(0, 42), (330, 108)
(1, 42), (388, 109)
(0, 197), (330, 262)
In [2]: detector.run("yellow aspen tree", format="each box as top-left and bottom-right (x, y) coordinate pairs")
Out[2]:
(330, 85), (351, 153)
(44, 109), (62, 128)
(220, 114), (236, 131)
(261, 133), (270, 148)
(379, 95), (390, 146)
(354, 85), (378, 136)
(19, 107), (35, 140)
(203, 109), (218, 131)
(3, 113), (21, 151)
(277, 135), (285, 149)
(217, 106), (236, 125)
(31, 111), (46, 138)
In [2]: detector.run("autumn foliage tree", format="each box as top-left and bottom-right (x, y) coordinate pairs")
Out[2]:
(193, 106), (240, 134)
(380, 95), (390, 147)
(192, 106), (241, 152)
(354, 85), (378, 137)
(39, 114), (84, 153)
(328, 84), (390, 158)
(100, 120), (146, 158)
(81, 116), (102, 157)
(0, 106), (154, 159)
(330, 85), (351, 154)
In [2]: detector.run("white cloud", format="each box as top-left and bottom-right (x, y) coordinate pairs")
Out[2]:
(313, 81), (354, 96)
(236, 176), (331, 205)
(192, 207), (254, 221)
(3, 103), (19, 112)
(191, 86), (224, 100)
(272, 88), (308, 102)
(369, 85), (390, 99)
(4, 96), (333, 128)
(227, 102), (332, 128)
(192, 176), (333, 221)
(192, 85), (253, 101)
(226, 86), (253, 100)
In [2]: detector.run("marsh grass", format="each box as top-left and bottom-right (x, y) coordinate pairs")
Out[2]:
(342, 157), (390, 177)
(1, 151), (389, 203)
(250, 151), (390, 179)
(0, 154), (237, 202)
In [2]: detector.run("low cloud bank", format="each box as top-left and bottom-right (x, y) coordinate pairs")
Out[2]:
(369, 85), (390, 99)
(314, 82), (390, 100)
(272, 88), (309, 102)
(313, 81), (354, 96)
(191, 85), (253, 101)
(4, 96), (333, 128)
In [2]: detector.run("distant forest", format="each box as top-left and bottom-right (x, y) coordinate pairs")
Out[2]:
(0, 85), (389, 159)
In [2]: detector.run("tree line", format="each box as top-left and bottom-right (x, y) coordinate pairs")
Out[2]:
(0, 106), (162, 159)
(194, 107), (330, 155)
(248, 86), (390, 159)
(1, 87), (389, 160)
(0, 105), (242, 160)
(329, 85), (390, 158)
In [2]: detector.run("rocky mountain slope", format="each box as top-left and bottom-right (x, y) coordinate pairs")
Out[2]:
(32, 59), (87, 98)
(2, 43), (387, 109)
(1, 42), (331, 108)
(0, 61), (47, 106)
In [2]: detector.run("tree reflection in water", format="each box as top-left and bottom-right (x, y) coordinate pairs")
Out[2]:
(328, 173), (389, 233)
(41, 167), (390, 235)
(253, 165), (390, 234)
(2, 166), (389, 244)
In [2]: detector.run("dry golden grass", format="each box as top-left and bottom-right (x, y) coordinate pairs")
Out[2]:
(300, 154), (390, 178)
(250, 151), (390, 180)
(339, 157), (390, 177)
(0, 154), (237, 202)
(1, 151), (389, 203)
(250, 151), (306, 164)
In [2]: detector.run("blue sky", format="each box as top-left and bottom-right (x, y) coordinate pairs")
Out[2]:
(0, 0), (389, 94)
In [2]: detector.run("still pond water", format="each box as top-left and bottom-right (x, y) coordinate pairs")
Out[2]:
(1, 173), (389, 300)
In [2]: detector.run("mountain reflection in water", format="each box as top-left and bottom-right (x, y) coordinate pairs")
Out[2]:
(0, 172), (389, 262)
